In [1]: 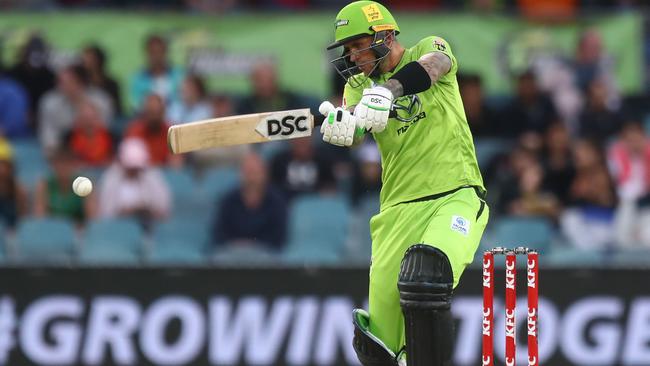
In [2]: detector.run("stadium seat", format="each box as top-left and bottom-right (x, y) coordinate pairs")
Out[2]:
(546, 247), (604, 267)
(78, 245), (140, 265)
(153, 217), (209, 251)
(78, 166), (105, 183)
(213, 243), (279, 265)
(16, 217), (76, 263)
(148, 245), (206, 265)
(283, 245), (341, 264)
(283, 194), (350, 264)
(0, 223), (6, 262)
(346, 194), (380, 264)
(489, 216), (554, 254)
(199, 166), (240, 202)
(162, 168), (195, 200)
(80, 218), (144, 264)
(612, 248), (650, 268)
(259, 141), (289, 162)
(161, 168), (214, 222)
(193, 167), (240, 225)
(173, 193), (215, 224)
(12, 139), (50, 191)
(474, 138), (512, 169)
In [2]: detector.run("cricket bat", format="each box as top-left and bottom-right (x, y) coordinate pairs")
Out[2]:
(167, 108), (316, 154)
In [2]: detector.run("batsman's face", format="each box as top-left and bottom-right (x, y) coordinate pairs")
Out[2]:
(344, 37), (376, 76)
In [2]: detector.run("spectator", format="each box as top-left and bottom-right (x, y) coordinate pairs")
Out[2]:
(130, 34), (184, 110)
(270, 137), (336, 200)
(578, 78), (622, 145)
(467, 0), (500, 12)
(542, 121), (575, 205)
(517, 0), (578, 21)
(34, 148), (96, 224)
(98, 138), (171, 228)
(386, 0), (441, 10)
(350, 140), (382, 207)
(213, 152), (288, 250)
(507, 162), (560, 220)
(81, 44), (123, 117)
(66, 99), (114, 167)
(458, 73), (499, 137)
(486, 142), (539, 214)
(184, 0), (238, 13)
(0, 70), (30, 139)
(167, 74), (212, 124)
(212, 93), (234, 117)
(573, 28), (620, 110)
(0, 140), (27, 229)
(236, 60), (309, 114)
(125, 93), (176, 166)
(561, 139), (617, 249)
(608, 120), (650, 247)
(191, 94), (251, 172)
(499, 70), (558, 138)
(6, 35), (56, 131)
(569, 139), (616, 207)
(607, 119), (650, 202)
(38, 64), (113, 153)
(486, 132), (549, 217)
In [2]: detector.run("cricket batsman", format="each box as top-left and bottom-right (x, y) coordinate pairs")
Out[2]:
(319, 2), (489, 365)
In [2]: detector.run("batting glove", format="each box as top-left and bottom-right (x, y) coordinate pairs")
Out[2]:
(319, 101), (359, 147)
(354, 86), (393, 133)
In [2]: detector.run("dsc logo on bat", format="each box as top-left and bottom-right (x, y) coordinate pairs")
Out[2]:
(256, 111), (312, 141)
(267, 116), (309, 136)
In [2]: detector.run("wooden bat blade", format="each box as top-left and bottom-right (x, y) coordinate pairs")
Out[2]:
(167, 108), (314, 154)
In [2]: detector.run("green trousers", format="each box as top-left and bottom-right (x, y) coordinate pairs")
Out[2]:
(367, 187), (489, 353)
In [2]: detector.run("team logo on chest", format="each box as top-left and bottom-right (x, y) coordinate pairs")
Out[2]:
(393, 94), (426, 136)
(393, 95), (422, 122)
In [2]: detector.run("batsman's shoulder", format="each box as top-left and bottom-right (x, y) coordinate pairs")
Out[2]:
(415, 35), (458, 77)
(415, 35), (454, 56)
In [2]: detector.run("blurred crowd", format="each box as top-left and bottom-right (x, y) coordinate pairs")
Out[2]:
(462, 27), (650, 252)
(0, 0), (647, 15)
(0, 32), (375, 258)
(0, 20), (650, 263)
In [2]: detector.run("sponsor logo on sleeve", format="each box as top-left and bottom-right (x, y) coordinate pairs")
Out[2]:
(433, 38), (447, 52)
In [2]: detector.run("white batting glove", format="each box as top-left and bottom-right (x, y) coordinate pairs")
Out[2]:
(354, 86), (393, 133)
(319, 101), (358, 147)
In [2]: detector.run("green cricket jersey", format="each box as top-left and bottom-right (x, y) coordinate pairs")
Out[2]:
(343, 36), (485, 210)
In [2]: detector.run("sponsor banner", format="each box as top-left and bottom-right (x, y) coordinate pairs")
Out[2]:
(0, 267), (649, 365)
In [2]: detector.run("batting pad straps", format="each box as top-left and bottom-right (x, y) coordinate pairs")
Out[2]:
(388, 61), (432, 96)
(352, 309), (400, 366)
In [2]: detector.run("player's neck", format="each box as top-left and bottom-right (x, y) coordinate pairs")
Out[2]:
(382, 43), (405, 73)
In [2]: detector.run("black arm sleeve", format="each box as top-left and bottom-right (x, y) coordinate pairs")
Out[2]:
(389, 61), (432, 96)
